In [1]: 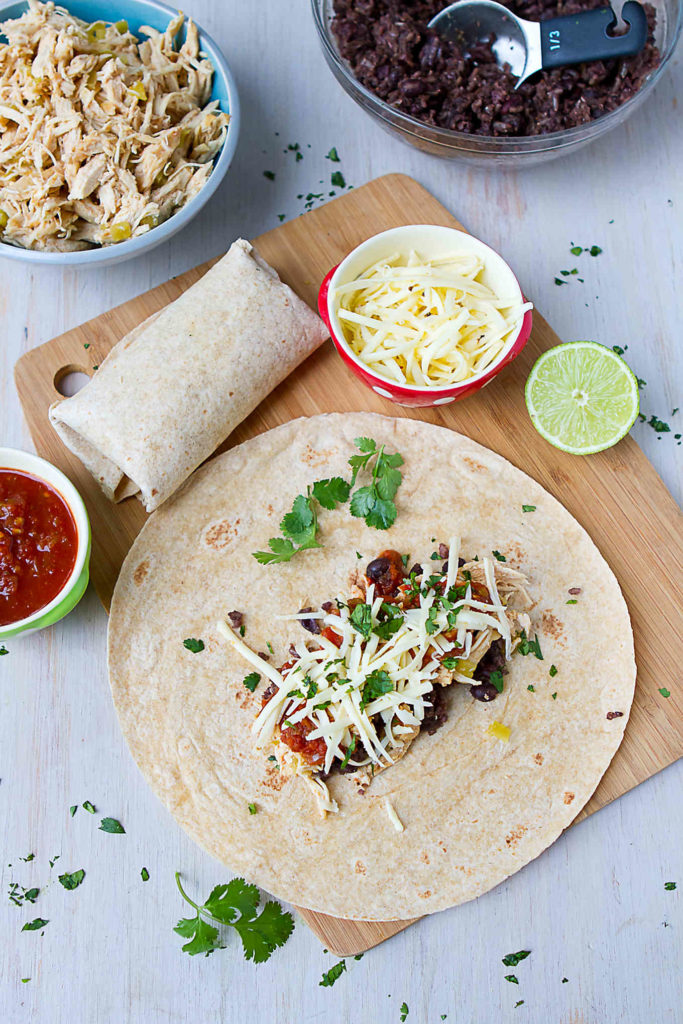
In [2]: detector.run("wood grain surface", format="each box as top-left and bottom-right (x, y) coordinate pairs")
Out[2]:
(14, 174), (683, 956)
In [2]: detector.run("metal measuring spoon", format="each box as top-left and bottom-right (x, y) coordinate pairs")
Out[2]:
(428, 1), (649, 86)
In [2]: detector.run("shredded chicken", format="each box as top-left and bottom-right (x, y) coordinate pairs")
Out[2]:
(0, 1), (229, 251)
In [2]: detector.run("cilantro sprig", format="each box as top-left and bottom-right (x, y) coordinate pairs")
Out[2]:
(173, 873), (294, 962)
(252, 437), (404, 565)
(348, 437), (403, 531)
(360, 669), (393, 710)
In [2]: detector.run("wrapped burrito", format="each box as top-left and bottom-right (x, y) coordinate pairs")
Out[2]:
(49, 239), (328, 511)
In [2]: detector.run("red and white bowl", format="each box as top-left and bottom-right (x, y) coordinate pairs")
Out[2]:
(318, 224), (533, 408)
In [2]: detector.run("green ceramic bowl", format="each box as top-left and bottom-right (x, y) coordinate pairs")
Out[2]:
(0, 448), (91, 639)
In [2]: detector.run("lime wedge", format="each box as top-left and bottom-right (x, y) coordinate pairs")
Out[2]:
(525, 341), (639, 455)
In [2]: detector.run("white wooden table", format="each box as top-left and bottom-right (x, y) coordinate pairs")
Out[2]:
(1, 3), (681, 1021)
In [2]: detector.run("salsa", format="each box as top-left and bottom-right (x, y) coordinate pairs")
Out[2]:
(0, 470), (78, 626)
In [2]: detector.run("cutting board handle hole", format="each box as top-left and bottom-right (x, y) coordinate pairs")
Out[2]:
(54, 365), (91, 397)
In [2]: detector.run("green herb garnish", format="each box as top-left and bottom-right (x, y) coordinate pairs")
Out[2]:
(490, 670), (504, 693)
(22, 918), (48, 932)
(340, 737), (356, 770)
(570, 245), (582, 256)
(374, 602), (403, 640)
(348, 437), (403, 531)
(664, 882), (676, 890)
(248, 804), (257, 815)
(400, 1003), (409, 1021)
(659, 688), (671, 698)
(505, 975), (519, 984)
(69, 805), (77, 817)
(320, 959), (347, 986)
(82, 800), (96, 814)
(99, 818), (125, 834)
(492, 550), (506, 562)
(522, 505), (536, 512)
(174, 874), (293, 961)
(58, 869), (85, 891)
(0, 644), (8, 655)
(243, 672), (261, 693)
(326, 147), (340, 162)
(527, 685), (535, 692)
(551, 692), (557, 700)
(502, 950), (531, 966)
(517, 630), (543, 660)
(350, 602), (373, 639)
(263, 170), (275, 181)
(566, 599), (578, 605)
(312, 477), (352, 509)
(331, 170), (345, 188)
(183, 638), (205, 653)
(360, 670), (393, 710)
(549, 665), (558, 677)
(141, 867), (150, 882)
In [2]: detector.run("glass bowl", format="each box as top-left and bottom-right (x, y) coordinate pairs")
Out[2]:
(311, 0), (682, 168)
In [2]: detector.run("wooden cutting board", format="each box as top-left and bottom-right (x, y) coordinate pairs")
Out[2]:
(15, 173), (682, 956)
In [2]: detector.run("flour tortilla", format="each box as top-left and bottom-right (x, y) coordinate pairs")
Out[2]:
(49, 240), (328, 511)
(108, 413), (635, 920)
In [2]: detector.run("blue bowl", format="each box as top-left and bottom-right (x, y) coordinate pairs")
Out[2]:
(0, 0), (240, 267)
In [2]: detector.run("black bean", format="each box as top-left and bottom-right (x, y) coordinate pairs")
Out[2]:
(298, 607), (321, 635)
(469, 681), (500, 702)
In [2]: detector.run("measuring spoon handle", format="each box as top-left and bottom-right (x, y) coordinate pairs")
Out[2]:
(540, 2), (648, 68)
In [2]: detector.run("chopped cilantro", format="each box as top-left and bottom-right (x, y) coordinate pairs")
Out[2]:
(20, 853), (35, 863)
(658, 687), (671, 698)
(648, 415), (670, 434)
(339, 737), (356, 770)
(0, 644), (8, 655)
(517, 631), (543, 660)
(400, 1003), (409, 1021)
(570, 245), (582, 256)
(551, 692), (557, 700)
(502, 950), (531, 966)
(243, 672), (261, 693)
(566, 599), (578, 605)
(174, 873), (294, 961)
(21, 978), (30, 983)
(266, 641), (274, 655)
(69, 805), (77, 817)
(253, 490), (321, 564)
(514, 1001), (525, 1008)
(331, 170), (345, 188)
(554, 278), (566, 286)
(492, 550), (506, 562)
(589, 245), (602, 256)
(374, 602), (403, 640)
(360, 670), (393, 710)
(49, 855), (59, 869)
(562, 977), (568, 983)
(183, 638), (204, 653)
(505, 975), (519, 984)
(22, 918), (48, 931)
(99, 817), (125, 834)
(277, 213), (285, 222)
(141, 867), (150, 882)
(350, 602), (373, 639)
(549, 665), (558, 677)
(82, 800), (96, 814)
(612, 345), (625, 356)
(442, 656), (459, 670)
(263, 170), (275, 181)
(326, 147), (340, 162)
(522, 505), (536, 512)
(320, 959), (347, 986)
(58, 869), (85, 891)
(527, 685), (535, 692)
(490, 670), (504, 693)
(664, 882), (676, 890)
(248, 804), (257, 815)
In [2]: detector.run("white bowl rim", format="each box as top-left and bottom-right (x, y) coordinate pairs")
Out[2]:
(0, 0), (240, 267)
(0, 448), (90, 632)
(326, 224), (529, 393)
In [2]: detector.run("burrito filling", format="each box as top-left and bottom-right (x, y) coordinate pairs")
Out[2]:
(218, 537), (531, 815)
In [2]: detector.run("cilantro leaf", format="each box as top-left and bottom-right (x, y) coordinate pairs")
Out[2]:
(183, 638), (204, 653)
(326, 147), (340, 162)
(349, 486), (375, 519)
(174, 913), (222, 956)
(360, 670), (393, 709)
(312, 477), (351, 510)
(522, 505), (536, 512)
(58, 869), (85, 891)
(505, 975), (519, 984)
(22, 918), (48, 932)
(320, 959), (347, 987)
(99, 817), (125, 834)
(492, 550), (506, 562)
(331, 170), (346, 188)
(174, 873), (294, 963)
(141, 867), (150, 881)
(664, 882), (677, 890)
(253, 537), (297, 564)
(502, 950), (531, 966)
(490, 670), (504, 693)
(232, 901), (295, 963)
(517, 630), (543, 660)
(400, 1003), (409, 1021)
(281, 493), (317, 546)
(549, 664), (558, 677)
(340, 736), (356, 770)
(441, 656), (459, 670)
(374, 602), (403, 640)
(243, 672), (261, 693)
(365, 496), (397, 531)
(69, 805), (77, 817)
(355, 436), (377, 453)
(82, 800), (96, 814)
(659, 687), (671, 698)
(350, 602), (373, 639)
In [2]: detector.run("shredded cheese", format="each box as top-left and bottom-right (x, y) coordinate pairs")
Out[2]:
(384, 798), (404, 833)
(332, 250), (532, 387)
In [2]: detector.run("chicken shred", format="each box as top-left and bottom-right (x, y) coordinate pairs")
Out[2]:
(0, 1), (229, 251)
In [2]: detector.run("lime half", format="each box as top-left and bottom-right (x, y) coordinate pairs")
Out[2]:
(525, 341), (639, 455)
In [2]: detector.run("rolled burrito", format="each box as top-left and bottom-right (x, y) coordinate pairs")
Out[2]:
(49, 239), (328, 512)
